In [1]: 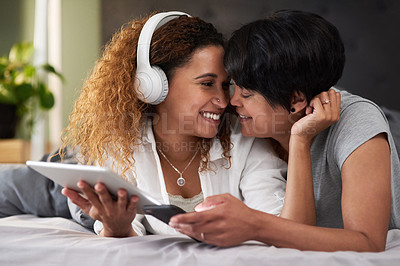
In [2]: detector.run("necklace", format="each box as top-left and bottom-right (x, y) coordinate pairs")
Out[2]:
(156, 146), (200, 187)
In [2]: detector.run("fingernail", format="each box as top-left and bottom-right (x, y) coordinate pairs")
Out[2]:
(169, 222), (177, 227)
(195, 204), (215, 212)
(77, 181), (84, 188)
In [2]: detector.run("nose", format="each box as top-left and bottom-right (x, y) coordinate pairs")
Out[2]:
(230, 87), (241, 107)
(213, 87), (229, 109)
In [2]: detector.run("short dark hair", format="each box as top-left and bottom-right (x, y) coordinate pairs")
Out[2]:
(224, 10), (345, 111)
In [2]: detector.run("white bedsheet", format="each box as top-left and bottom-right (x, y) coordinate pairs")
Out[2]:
(1, 215), (400, 266)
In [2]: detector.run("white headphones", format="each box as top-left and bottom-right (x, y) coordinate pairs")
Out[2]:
(135, 11), (190, 104)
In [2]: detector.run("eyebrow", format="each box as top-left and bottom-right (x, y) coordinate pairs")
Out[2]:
(194, 73), (218, 79)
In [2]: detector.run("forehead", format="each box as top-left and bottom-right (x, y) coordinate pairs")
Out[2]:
(187, 45), (224, 67)
(172, 45), (227, 79)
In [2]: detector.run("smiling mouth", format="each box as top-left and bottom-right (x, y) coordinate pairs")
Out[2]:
(200, 111), (221, 121)
(238, 114), (252, 119)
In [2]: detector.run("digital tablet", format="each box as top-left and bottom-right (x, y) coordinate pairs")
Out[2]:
(26, 161), (161, 214)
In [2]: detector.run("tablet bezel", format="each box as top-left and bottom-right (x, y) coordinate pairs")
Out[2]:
(26, 161), (161, 214)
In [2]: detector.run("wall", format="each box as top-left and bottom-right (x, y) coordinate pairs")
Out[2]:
(102, 0), (400, 111)
(0, 0), (25, 57)
(61, 0), (101, 128)
(2, 0), (398, 131)
(0, 0), (101, 130)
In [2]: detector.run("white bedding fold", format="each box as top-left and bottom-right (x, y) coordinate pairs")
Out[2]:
(1, 215), (400, 266)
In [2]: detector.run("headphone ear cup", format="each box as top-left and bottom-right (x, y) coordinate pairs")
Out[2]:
(151, 66), (169, 104)
(135, 66), (168, 104)
(135, 11), (190, 104)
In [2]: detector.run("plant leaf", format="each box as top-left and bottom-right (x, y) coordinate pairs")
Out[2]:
(37, 82), (55, 109)
(14, 72), (28, 85)
(14, 83), (34, 102)
(0, 83), (17, 104)
(0, 62), (6, 78)
(9, 42), (34, 63)
(23, 65), (36, 78)
(0, 56), (8, 65)
(40, 91), (55, 109)
(42, 63), (65, 82)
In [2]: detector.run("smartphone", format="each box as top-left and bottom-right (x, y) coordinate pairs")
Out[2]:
(144, 205), (202, 242)
(143, 205), (186, 224)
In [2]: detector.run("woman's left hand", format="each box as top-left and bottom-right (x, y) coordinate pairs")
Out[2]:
(62, 181), (138, 237)
(291, 89), (341, 142)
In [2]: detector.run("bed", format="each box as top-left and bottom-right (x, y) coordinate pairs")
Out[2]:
(1, 164), (400, 266)
(1, 214), (400, 266)
(1, 108), (400, 266)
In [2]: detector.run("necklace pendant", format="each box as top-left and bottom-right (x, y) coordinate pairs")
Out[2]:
(157, 145), (199, 188)
(177, 176), (185, 186)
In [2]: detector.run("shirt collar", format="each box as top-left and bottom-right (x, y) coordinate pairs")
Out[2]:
(141, 119), (155, 145)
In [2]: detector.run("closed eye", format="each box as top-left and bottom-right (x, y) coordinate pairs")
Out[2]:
(239, 87), (253, 98)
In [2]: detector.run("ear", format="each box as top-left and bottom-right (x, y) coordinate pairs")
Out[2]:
(290, 90), (307, 113)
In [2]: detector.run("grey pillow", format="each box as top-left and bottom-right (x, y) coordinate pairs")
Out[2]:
(0, 148), (95, 230)
(0, 163), (71, 218)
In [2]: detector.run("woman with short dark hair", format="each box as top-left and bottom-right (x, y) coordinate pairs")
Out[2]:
(171, 10), (400, 252)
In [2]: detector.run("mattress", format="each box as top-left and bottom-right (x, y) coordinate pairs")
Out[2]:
(1, 215), (400, 266)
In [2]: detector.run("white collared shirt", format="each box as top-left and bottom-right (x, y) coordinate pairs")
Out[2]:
(94, 120), (287, 236)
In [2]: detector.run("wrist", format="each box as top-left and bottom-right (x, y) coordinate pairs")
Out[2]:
(289, 135), (313, 150)
(250, 209), (272, 243)
(101, 226), (137, 237)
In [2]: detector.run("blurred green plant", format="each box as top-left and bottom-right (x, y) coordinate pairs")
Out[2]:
(0, 42), (64, 139)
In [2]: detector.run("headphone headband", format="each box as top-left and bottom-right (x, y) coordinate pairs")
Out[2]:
(136, 11), (190, 104)
(137, 11), (189, 69)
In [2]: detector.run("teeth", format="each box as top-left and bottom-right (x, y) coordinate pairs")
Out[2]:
(202, 112), (221, 121)
(239, 114), (251, 119)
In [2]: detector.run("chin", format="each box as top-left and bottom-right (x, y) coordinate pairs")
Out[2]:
(240, 128), (254, 137)
(194, 127), (218, 138)
(199, 131), (218, 139)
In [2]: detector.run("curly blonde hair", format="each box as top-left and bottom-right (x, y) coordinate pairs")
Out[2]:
(60, 13), (231, 178)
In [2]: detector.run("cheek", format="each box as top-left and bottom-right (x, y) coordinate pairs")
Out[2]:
(268, 116), (288, 136)
(251, 109), (289, 136)
(252, 114), (272, 135)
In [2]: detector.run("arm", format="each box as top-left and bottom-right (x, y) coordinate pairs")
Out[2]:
(280, 89), (340, 224)
(279, 137), (315, 224)
(170, 133), (391, 251)
(257, 133), (391, 251)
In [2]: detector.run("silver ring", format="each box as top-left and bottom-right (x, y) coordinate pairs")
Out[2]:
(200, 232), (205, 240)
(323, 99), (330, 104)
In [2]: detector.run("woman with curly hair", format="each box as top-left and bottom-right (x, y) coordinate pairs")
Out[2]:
(60, 12), (287, 238)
